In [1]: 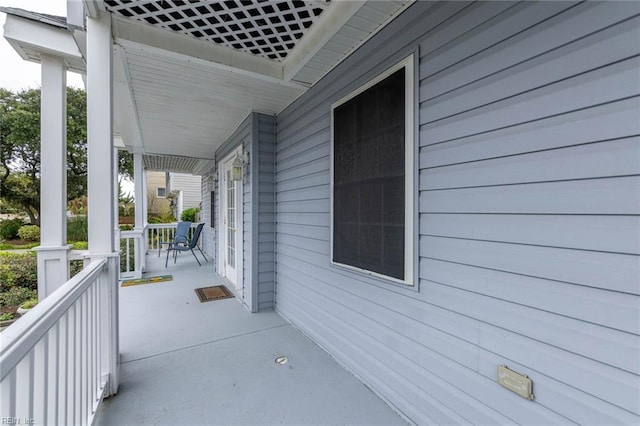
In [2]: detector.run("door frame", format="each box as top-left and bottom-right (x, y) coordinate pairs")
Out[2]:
(217, 148), (244, 295)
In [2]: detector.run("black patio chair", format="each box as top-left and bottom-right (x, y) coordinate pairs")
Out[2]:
(165, 223), (208, 267)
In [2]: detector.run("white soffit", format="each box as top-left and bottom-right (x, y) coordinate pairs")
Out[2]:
(143, 155), (203, 174)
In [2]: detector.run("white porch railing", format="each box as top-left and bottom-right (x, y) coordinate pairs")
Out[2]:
(146, 223), (199, 253)
(0, 258), (118, 425)
(119, 229), (145, 279)
(117, 223), (201, 278)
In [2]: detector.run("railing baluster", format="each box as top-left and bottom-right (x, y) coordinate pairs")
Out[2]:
(1, 368), (16, 417)
(74, 301), (81, 424)
(81, 292), (87, 424)
(59, 311), (68, 425)
(48, 323), (59, 424)
(33, 335), (48, 424)
(89, 284), (96, 412)
(125, 238), (131, 272)
(15, 350), (34, 420)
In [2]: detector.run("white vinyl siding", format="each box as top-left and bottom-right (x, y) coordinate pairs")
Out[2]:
(209, 112), (276, 312)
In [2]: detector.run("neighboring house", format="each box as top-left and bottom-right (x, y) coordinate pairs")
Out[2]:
(1, 2), (638, 425)
(167, 172), (201, 219)
(145, 170), (201, 219)
(145, 170), (170, 215)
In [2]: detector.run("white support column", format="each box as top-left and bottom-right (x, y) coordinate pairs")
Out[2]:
(133, 153), (146, 271)
(35, 55), (71, 299)
(113, 146), (122, 274)
(142, 164), (149, 253)
(87, 11), (119, 396)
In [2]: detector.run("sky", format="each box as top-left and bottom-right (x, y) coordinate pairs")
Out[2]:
(0, 0), (84, 91)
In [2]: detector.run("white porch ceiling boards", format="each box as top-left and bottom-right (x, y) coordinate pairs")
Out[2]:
(117, 40), (304, 160)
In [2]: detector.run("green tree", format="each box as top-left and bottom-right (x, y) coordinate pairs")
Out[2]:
(0, 87), (133, 224)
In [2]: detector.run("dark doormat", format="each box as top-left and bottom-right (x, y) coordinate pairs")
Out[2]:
(194, 285), (235, 303)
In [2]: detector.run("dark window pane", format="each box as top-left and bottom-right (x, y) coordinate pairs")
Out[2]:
(333, 68), (405, 280)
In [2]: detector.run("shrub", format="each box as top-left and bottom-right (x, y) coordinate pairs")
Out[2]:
(0, 218), (24, 240)
(20, 298), (38, 309)
(180, 207), (200, 222)
(148, 212), (176, 224)
(0, 286), (36, 308)
(71, 241), (88, 250)
(70, 259), (84, 277)
(0, 251), (37, 292)
(67, 216), (88, 242)
(18, 225), (40, 241)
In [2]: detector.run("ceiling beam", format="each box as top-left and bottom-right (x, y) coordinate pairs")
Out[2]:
(116, 38), (308, 91)
(113, 44), (145, 153)
(112, 14), (285, 81)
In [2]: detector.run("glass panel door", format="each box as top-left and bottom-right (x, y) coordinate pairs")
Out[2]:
(226, 169), (236, 270)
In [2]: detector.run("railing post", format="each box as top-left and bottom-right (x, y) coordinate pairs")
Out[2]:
(133, 153), (147, 272)
(35, 54), (71, 298)
(98, 257), (119, 396)
(87, 10), (119, 396)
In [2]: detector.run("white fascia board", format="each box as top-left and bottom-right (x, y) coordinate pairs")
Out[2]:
(283, 0), (365, 82)
(112, 14), (287, 82)
(72, 28), (87, 59)
(3, 14), (83, 65)
(113, 44), (145, 152)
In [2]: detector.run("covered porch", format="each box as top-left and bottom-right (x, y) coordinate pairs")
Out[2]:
(96, 253), (404, 425)
(0, 2), (413, 423)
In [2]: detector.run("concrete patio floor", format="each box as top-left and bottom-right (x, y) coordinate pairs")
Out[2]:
(95, 252), (405, 426)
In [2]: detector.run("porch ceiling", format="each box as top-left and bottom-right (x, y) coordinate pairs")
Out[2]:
(108, 0), (412, 174)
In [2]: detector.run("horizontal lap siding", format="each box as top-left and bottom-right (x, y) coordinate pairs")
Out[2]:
(254, 114), (276, 311)
(214, 113), (275, 312)
(200, 176), (216, 260)
(275, 1), (640, 424)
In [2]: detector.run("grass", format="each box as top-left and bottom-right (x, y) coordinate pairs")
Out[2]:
(0, 242), (40, 250)
(0, 241), (89, 251)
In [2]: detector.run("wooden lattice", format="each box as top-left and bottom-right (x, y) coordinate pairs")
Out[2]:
(105, 0), (331, 61)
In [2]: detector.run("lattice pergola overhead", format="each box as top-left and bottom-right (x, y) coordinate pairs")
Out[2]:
(104, 0), (331, 61)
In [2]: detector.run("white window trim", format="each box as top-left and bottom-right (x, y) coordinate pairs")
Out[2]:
(156, 187), (166, 198)
(330, 54), (415, 286)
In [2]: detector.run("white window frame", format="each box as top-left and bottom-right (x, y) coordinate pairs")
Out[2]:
(330, 54), (415, 286)
(156, 187), (166, 198)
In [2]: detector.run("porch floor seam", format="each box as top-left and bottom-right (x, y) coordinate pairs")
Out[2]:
(120, 323), (291, 365)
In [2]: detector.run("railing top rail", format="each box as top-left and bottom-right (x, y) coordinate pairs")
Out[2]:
(0, 258), (107, 380)
(146, 223), (178, 229)
(147, 222), (200, 229)
(120, 229), (144, 237)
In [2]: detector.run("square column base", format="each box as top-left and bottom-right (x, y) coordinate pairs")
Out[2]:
(34, 245), (72, 299)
